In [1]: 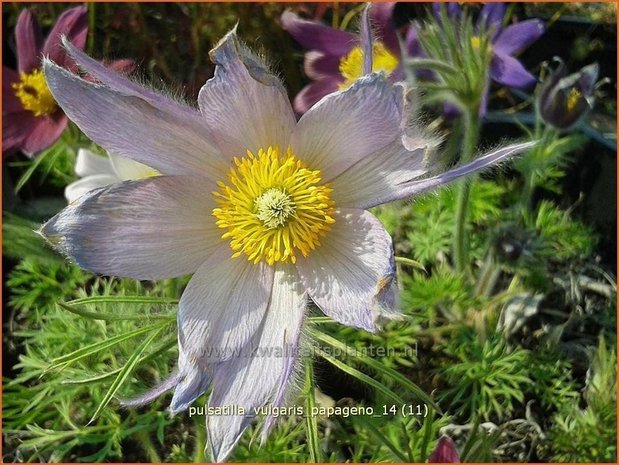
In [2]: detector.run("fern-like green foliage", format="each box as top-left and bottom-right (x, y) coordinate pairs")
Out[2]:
(548, 336), (617, 462)
(438, 332), (533, 421)
(406, 181), (506, 265)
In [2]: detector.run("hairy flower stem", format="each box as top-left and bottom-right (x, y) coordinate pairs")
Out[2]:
(193, 416), (206, 463)
(453, 109), (480, 274)
(304, 359), (322, 463)
(136, 427), (161, 462)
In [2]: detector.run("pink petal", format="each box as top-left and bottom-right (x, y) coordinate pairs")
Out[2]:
(42, 5), (88, 67)
(3, 66), (23, 114)
(15, 9), (43, 73)
(293, 77), (342, 114)
(21, 113), (68, 155)
(281, 10), (356, 56)
(2, 110), (37, 155)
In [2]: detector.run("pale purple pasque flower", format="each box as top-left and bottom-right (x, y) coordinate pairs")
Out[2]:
(428, 436), (461, 462)
(65, 149), (158, 203)
(282, 3), (421, 113)
(3, 6), (132, 157)
(39, 27), (532, 461)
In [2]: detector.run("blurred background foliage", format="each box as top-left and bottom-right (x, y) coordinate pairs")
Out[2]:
(3, 2), (617, 463)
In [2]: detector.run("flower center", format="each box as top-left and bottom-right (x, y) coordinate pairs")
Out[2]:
(255, 188), (296, 229)
(566, 87), (582, 112)
(12, 69), (57, 117)
(212, 146), (336, 266)
(338, 42), (399, 89)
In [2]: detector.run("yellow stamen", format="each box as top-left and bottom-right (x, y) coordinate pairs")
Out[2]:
(212, 146), (336, 266)
(471, 36), (482, 49)
(338, 42), (399, 90)
(12, 69), (57, 117)
(566, 87), (582, 113)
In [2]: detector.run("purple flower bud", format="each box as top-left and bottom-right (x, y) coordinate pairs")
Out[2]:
(538, 58), (600, 130)
(429, 436), (461, 462)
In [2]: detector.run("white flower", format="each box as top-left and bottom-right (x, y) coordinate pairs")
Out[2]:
(65, 148), (157, 203)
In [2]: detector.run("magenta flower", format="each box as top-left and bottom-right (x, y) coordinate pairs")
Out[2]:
(282, 3), (420, 113)
(39, 28), (532, 461)
(2, 6), (132, 157)
(3, 6), (87, 156)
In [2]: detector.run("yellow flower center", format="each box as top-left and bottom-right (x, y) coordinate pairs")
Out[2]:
(566, 87), (582, 112)
(212, 146), (336, 266)
(12, 69), (57, 117)
(471, 36), (482, 49)
(338, 42), (399, 89)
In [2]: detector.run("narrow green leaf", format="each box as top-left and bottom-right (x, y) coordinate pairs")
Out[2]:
(58, 301), (175, 322)
(46, 322), (167, 372)
(314, 347), (407, 405)
(61, 335), (177, 385)
(311, 329), (440, 412)
(65, 295), (179, 306)
(89, 326), (166, 424)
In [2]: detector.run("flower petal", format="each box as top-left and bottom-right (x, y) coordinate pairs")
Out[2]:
(74, 148), (115, 178)
(490, 52), (537, 89)
(15, 9), (43, 73)
(281, 10), (356, 56)
(293, 78), (342, 114)
(61, 38), (193, 119)
(2, 110), (36, 154)
(109, 153), (157, 180)
(42, 5), (88, 67)
(292, 74), (404, 181)
(3, 66), (23, 114)
(197, 28), (296, 158)
(304, 51), (341, 79)
(479, 3), (506, 31)
(368, 141), (536, 206)
(39, 175), (221, 280)
(493, 19), (545, 56)
(330, 138), (429, 209)
(171, 246), (274, 412)
(207, 264), (306, 462)
(296, 209), (398, 332)
(21, 113), (68, 156)
(370, 2), (399, 54)
(64, 174), (119, 203)
(429, 436), (461, 463)
(43, 59), (227, 179)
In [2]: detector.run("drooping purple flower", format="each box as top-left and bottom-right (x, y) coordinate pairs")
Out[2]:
(2, 6), (133, 158)
(282, 3), (421, 114)
(39, 27), (532, 462)
(538, 58), (600, 130)
(429, 436), (461, 463)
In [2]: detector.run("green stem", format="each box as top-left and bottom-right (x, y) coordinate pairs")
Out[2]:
(136, 428), (161, 462)
(453, 109), (480, 274)
(193, 416), (206, 463)
(304, 359), (322, 463)
(474, 249), (498, 297)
